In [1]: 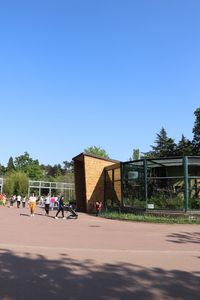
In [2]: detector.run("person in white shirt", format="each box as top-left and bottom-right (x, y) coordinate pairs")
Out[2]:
(28, 192), (37, 216)
(45, 194), (50, 216)
(17, 194), (21, 208)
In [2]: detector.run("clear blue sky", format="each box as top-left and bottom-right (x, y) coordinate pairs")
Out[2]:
(0, 0), (200, 166)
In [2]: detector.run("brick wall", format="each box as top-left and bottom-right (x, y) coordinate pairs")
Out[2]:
(73, 153), (119, 212)
(73, 157), (87, 212)
(84, 156), (116, 212)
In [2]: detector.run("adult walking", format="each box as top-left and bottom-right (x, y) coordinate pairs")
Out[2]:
(28, 192), (36, 217)
(17, 194), (21, 208)
(55, 195), (65, 219)
(45, 194), (50, 216)
(22, 195), (27, 208)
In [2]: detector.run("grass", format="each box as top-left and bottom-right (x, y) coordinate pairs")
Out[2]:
(100, 211), (200, 224)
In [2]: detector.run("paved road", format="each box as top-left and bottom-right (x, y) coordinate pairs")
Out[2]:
(0, 205), (199, 300)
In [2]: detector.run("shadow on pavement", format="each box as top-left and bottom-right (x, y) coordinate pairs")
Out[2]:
(166, 232), (200, 244)
(19, 213), (30, 217)
(0, 249), (199, 300)
(19, 213), (61, 218)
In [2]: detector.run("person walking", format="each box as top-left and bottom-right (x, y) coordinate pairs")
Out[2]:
(45, 194), (50, 216)
(39, 195), (44, 207)
(55, 195), (65, 219)
(22, 195), (27, 208)
(11, 195), (16, 206)
(56, 193), (61, 208)
(2, 194), (6, 206)
(50, 195), (55, 210)
(17, 194), (21, 208)
(28, 192), (37, 217)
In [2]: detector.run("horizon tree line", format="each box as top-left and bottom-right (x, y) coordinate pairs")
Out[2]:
(0, 152), (74, 181)
(1, 107), (200, 182)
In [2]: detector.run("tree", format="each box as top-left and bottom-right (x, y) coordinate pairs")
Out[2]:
(192, 108), (200, 155)
(129, 149), (140, 160)
(176, 135), (193, 156)
(84, 146), (110, 159)
(0, 164), (6, 176)
(41, 164), (63, 178)
(14, 152), (43, 180)
(4, 171), (28, 196)
(14, 152), (33, 171)
(144, 127), (176, 158)
(63, 160), (74, 173)
(7, 157), (15, 172)
(52, 164), (63, 177)
(27, 162), (44, 180)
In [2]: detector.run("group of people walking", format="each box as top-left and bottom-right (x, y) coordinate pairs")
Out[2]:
(3, 193), (102, 218)
(28, 192), (65, 218)
(9, 194), (27, 208)
(7, 192), (67, 219)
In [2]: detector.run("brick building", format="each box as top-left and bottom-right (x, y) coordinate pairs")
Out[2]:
(73, 155), (200, 212)
(73, 153), (119, 212)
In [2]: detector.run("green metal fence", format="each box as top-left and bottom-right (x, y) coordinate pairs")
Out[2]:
(104, 156), (200, 212)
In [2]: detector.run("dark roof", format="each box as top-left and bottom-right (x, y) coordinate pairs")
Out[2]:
(72, 152), (120, 163)
(123, 156), (200, 167)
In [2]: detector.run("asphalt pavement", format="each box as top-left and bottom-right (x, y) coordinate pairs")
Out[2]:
(0, 204), (199, 300)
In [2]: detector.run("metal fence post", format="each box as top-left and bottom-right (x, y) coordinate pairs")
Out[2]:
(183, 156), (189, 212)
(143, 159), (148, 210)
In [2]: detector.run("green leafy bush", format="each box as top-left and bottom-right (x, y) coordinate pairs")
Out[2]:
(190, 198), (200, 209)
(148, 193), (184, 210)
(4, 171), (28, 196)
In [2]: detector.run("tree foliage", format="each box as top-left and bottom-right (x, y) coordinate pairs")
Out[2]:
(40, 160), (74, 182)
(4, 171), (28, 196)
(7, 157), (15, 172)
(144, 127), (176, 158)
(14, 152), (43, 180)
(129, 149), (140, 160)
(63, 160), (74, 172)
(84, 146), (110, 159)
(138, 107), (200, 159)
(176, 135), (193, 156)
(152, 127), (176, 157)
(192, 108), (200, 155)
(0, 164), (6, 176)
(1, 106), (200, 187)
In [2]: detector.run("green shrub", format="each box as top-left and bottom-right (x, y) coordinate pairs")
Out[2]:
(190, 198), (200, 209)
(4, 171), (28, 196)
(148, 193), (184, 210)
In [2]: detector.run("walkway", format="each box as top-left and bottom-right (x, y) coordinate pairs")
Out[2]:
(0, 205), (199, 299)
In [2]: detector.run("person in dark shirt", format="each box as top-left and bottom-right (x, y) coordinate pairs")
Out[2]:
(55, 196), (65, 219)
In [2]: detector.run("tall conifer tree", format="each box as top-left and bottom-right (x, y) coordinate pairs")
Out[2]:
(192, 108), (200, 155)
(150, 127), (176, 158)
(176, 135), (193, 156)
